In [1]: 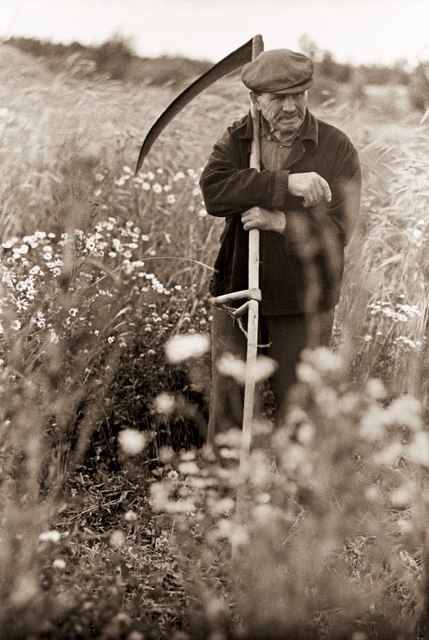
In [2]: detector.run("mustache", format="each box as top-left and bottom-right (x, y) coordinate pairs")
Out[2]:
(277, 113), (301, 119)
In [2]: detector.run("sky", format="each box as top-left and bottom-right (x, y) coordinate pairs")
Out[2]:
(1, 0), (428, 66)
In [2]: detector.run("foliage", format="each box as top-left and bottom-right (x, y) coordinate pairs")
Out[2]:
(408, 64), (429, 113)
(6, 36), (211, 84)
(299, 35), (411, 87)
(0, 35), (429, 639)
(150, 348), (429, 638)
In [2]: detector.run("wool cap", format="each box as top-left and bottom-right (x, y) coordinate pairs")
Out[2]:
(241, 48), (314, 94)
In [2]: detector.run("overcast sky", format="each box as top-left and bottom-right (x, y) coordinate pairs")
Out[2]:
(1, 0), (428, 66)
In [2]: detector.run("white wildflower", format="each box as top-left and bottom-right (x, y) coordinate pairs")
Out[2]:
(386, 395), (422, 431)
(219, 447), (240, 460)
(373, 442), (404, 466)
(396, 518), (413, 535)
(154, 392), (175, 414)
(180, 451), (196, 461)
(281, 443), (308, 474)
(164, 500), (195, 514)
(35, 311), (46, 329)
(2, 237), (18, 249)
(209, 497), (235, 515)
(365, 486), (380, 502)
(110, 530), (126, 548)
(214, 519), (248, 547)
(249, 450), (272, 487)
(52, 558), (66, 570)
(178, 461), (200, 476)
(165, 333), (210, 363)
(296, 362), (321, 386)
(407, 431), (429, 466)
(118, 429), (148, 456)
(296, 422), (316, 444)
(216, 353), (276, 385)
(215, 428), (242, 449)
(338, 391), (361, 415)
(366, 378), (387, 401)
(150, 483), (170, 511)
(303, 347), (342, 376)
(359, 406), (388, 441)
(39, 530), (61, 544)
(390, 485), (412, 508)
(124, 510), (139, 522)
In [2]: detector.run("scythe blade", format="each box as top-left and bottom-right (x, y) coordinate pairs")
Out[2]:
(135, 37), (255, 173)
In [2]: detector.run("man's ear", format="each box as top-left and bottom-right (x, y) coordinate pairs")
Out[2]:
(250, 92), (262, 110)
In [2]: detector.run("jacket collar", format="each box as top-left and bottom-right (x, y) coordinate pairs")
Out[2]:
(235, 108), (318, 148)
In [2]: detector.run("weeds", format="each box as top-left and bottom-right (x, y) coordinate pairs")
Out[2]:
(0, 42), (428, 639)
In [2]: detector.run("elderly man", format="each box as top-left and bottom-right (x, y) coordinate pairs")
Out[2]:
(200, 49), (361, 438)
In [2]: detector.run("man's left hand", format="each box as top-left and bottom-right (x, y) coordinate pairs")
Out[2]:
(241, 208), (286, 234)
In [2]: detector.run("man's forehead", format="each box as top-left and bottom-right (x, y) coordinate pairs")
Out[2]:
(264, 91), (306, 100)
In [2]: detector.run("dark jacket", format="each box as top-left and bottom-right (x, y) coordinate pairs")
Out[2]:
(199, 109), (361, 315)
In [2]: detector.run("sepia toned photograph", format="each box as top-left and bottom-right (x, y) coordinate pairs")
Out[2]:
(0, 1), (428, 638)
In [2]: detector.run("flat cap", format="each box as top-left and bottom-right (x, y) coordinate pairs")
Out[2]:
(241, 48), (313, 94)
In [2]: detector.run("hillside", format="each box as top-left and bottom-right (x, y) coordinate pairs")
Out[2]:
(5, 36), (212, 86)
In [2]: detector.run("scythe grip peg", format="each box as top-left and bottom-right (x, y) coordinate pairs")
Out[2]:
(209, 287), (262, 307)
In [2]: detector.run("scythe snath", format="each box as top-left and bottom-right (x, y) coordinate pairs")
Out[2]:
(135, 35), (264, 460)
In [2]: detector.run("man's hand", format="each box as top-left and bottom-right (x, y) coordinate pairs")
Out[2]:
(288, 172), (332, 208)
(241, 208), (286, 234)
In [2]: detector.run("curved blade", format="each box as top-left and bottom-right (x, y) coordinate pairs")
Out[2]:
(135, 37), (254, 173)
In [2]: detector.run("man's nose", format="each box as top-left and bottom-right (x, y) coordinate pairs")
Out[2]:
(281, 96), (296, 111)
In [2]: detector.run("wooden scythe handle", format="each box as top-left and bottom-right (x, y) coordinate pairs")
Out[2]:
(240, 34), (264, 461)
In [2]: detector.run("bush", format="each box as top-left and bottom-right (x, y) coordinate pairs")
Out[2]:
(408, 64), (429, 112)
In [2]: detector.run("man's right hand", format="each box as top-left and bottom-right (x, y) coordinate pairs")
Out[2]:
(288, 172), (332, 208)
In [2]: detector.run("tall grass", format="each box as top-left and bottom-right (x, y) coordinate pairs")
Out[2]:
(1, 43), (429, 637)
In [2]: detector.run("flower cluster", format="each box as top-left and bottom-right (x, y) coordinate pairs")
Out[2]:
(147, 345), (427, 635)
(102, 165), (209, 220)
(0, 218), (182, 348)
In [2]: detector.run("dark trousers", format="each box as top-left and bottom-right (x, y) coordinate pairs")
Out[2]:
(207, 307), (334, 441)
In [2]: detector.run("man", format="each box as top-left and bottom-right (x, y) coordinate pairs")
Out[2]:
(199, 49), (361, 438)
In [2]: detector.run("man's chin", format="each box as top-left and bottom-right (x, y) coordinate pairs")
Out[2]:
(277, 123), (301, 135)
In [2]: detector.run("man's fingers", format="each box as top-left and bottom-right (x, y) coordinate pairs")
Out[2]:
(319, 176), (332, 202)
(304, 187), (321, 208)
(241, 213), (257, 224)
(243, 220), (258, 231)
(304, 178), (331, 207)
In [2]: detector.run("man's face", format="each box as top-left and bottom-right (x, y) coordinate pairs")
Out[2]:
(251, 90), (307, 136)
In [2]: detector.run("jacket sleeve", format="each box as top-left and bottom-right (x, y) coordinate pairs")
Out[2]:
(283, 138), (361, 258)
(199, 125), (290, 217)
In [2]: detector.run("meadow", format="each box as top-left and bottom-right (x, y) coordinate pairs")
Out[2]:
(0, 42), (429, 639)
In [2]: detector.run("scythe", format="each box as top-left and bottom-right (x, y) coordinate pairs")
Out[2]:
(135, 35), (264, 460)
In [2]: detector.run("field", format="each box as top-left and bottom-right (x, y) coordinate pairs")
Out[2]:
(1, 42), (429, 639)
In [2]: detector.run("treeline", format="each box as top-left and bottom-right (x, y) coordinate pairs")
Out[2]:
(298, 36), (412, 86)
(7, 36), (429, 108)
(6, 36), (211, 85)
